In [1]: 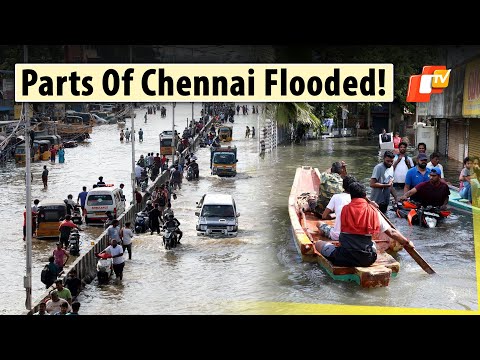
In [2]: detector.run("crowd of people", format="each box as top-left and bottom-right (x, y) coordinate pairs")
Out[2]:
(305, 134), (467, 268)
(31, 103), (214, 315)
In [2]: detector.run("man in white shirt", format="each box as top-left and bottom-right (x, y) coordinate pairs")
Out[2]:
(135, 163), (143, 186)
(393, 141), (414, 191)
(426, 152), (445, 179)
(99, 239), (125, 280)
(45, 290), (72, 314)
(120, 222), (134, 260)
(317, 175), (356, 240)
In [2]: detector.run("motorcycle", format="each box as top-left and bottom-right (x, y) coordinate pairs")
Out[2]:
(394, 200), (451, 228)
(140, 170), (149, 192)
(163, 226), (178, 250)
(96, 253), (113, 284)
(68, 228), (81, 256)
(71, 205), (83, 225)
(135, 211), (150, 233)
(186, 166), (194, 181)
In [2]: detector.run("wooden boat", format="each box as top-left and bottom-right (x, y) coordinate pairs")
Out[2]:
(289, 166), (402, 288)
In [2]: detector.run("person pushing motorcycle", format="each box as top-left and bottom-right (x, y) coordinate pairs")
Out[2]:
(163, 214), (182, 244)
(399, 167), (450, 209)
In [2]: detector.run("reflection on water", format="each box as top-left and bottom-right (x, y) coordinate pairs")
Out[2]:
(0, 104), (477, 314)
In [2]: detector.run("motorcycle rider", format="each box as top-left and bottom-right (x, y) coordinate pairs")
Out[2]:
(188, 159), (199, 179)
(64, 194), (76, 216)
(162, 202), (174, 222)
(58, 215), (81, 248)
(97, 239), (125, 281)
(163, 213), (182, 244)
(143, 199), (154, 213)
(399, 167), (450, 209)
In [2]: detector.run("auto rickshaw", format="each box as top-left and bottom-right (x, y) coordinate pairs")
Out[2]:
(14, 141), (40, 163)
(36, 200), (68, 239)
(35, 140), (52, 161)
(36, 135), (62, 150)
(218, 126), (233, 142)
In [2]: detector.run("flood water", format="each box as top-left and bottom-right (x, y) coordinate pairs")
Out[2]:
(0, 103), (477, 315)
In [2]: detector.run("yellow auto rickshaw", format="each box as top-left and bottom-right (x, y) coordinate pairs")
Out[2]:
(35, 140), (51, 161)
(218, 126), (233, 142)
(36, 200), (67, 239)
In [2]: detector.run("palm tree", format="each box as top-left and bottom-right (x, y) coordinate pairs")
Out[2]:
(264, 102), (323, 143)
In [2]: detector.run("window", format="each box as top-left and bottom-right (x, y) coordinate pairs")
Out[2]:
(39, 209), (65, 222)
(87, 194), (113, 206)
(201, 205), (235, 217)
(161, 139), (172, 147)
(213, 153), (235, 164)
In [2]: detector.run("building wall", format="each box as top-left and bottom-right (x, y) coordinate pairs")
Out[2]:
(448, 120), (467, 162)
(469, 121), (480, 158)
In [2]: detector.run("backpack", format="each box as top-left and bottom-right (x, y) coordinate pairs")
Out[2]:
(40, 265), (51, 285)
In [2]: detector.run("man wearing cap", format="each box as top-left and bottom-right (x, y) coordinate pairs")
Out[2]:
(404, 152), (431, 202)
(400, 167), (450, 209)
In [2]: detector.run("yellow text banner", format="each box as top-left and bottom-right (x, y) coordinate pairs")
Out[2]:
(15, 63), (394, 102)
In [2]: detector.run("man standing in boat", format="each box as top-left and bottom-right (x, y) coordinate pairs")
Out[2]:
(314, 182), (414, 267)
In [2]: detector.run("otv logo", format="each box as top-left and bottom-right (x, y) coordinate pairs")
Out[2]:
(406, 66), (451, 102)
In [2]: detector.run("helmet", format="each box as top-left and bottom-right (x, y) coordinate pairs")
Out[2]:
(146, 200), (152, 205)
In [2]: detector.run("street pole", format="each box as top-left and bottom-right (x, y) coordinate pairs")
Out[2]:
(24, 45), (32, 311)
(130, 46), (136, 207)
(172, 102), (176, 164)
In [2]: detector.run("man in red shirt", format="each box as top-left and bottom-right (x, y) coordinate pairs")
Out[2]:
(50, 145), (57, 163)
(399, 167), (450, 209)
(315, 181), (413, 267)
(58, 215), (80, 248)
(153, 153), (161, 168)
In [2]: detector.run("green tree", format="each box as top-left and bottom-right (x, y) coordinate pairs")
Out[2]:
(264, 102), (323, 142)
(0, 45), (64, 71)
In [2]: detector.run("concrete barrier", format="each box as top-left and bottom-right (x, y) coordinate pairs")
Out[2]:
(25, 116), (213, 315)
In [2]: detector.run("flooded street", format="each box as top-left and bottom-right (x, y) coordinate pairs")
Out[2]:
(0, 103), (477, 314)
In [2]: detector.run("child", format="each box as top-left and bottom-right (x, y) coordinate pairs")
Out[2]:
(459, 156), (472, 203)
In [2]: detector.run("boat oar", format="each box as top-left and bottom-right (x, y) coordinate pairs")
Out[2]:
(367, 198), (436, 275)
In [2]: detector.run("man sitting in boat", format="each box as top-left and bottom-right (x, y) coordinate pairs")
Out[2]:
(314, 161), (348, 216)
(317, 175), (356, 240)
(399, 167), (450, 209)
(314, 181), (414, 267)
